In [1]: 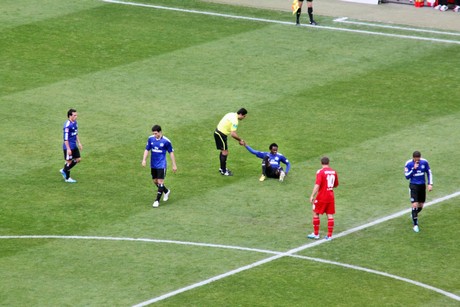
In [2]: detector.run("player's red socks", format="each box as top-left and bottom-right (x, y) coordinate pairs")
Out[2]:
(327, 217), (334, 237)
(313, 216), (320, 235)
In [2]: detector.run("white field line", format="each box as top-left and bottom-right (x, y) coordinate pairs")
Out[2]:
(101, 0), (460, 45)
(6, 192), (456, 304)
(4, 232), (459, 304)
(334, 17), (460, 37)
(130, 190), (460, 306)
(291, 254), (460, 301)
(0, 235), (279, 255)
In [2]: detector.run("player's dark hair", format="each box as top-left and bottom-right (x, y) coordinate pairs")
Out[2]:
(237, 108), (248, 115)
(321, 156), (330, 165)
(269, 143), (278, 150)
(413, 151), (421, 158)
(152, 125), (162, 132)
(67, 108), (77, 118)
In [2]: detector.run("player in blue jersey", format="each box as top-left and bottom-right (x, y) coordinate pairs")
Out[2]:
(60, 109), (83, 183)
(142, 125), (177, 208)
(404, 151), (433, 233)
(244, 143), (291, 182)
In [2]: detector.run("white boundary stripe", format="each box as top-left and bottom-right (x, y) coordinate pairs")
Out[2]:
(101, 0), (460, 45)
(334, 17), (460, 37)
(5, 191), (458, 305)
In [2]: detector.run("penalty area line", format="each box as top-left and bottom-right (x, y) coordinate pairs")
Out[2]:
(101, 0), (460, 45)
(334, 17), (460, 37)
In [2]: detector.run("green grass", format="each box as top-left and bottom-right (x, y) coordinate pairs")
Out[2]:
(1, 0), (459, 305)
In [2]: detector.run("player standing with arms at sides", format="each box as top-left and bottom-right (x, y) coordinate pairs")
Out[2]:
(294, 0), (317, 26)
(244, 143), (291, 182)
(142, 125), (177, 208)
(214, 108), (247, 176)
(307, 157), (339, 241)
(60, 109), (82, 183)
(404, 151), (433, 233)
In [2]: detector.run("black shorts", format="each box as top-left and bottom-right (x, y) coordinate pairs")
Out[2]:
(214, 129), (228, 151)
(151, 168), (166, 180)
(410, 183), (426, 203)
(266, 166), (283, 178)
(63, 147), (80, 161)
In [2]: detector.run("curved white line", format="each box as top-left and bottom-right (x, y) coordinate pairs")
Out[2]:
(0, 235), (279, 255)
(1, 231), (459, 303)
(292, 254), (460, 301)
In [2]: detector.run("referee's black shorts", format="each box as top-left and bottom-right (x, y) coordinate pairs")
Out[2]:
(410, 183), (426, 203)
(214, 129), (228, 150)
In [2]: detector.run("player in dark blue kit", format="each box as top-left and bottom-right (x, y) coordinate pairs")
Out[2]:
(60, 109), (82, 183)
(142, 125), (177, 208)
(404, 151), (433, 233)
(244, 143), (291, 182)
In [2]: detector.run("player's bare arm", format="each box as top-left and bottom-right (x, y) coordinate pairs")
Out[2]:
(310, 184), (320, 204)
(169, 152), (177, 173)
(141, 149), (149, 167)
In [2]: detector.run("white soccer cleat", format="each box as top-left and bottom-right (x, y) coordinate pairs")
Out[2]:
(219, 169), (233, 176)
(413, 225), (420, 233)
(59, 169), (66, 180)
(259, 174), (266, 182)
(163, 190), (171, 201)
(152, 201), (160, 208)
(65, 177), (77, 183)
(307, 233), (320, 240)
(279, 171), (286, 182)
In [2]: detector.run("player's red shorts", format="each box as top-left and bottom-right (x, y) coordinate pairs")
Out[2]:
(313, 200), (335, 215)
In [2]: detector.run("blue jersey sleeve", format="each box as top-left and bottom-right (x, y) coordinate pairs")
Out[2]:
(404, 160), (415, 179)
(245, 145), (266, 159)
(281, 156), (291, 174)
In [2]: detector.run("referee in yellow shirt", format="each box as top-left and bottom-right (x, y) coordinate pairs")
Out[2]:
(214, 108), (247, 176)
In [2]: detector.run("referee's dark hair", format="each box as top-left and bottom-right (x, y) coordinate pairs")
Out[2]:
(237, 108), (248, 115)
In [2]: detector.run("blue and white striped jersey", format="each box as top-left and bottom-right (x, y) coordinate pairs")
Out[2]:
(63, 120), (78, 150)
(245, 145), (291, 174)
(145, 135), (174, 169)
(404, 158), (433, 185)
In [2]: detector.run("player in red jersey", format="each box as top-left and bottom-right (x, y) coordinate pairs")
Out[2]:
(307, 156), (339, 241)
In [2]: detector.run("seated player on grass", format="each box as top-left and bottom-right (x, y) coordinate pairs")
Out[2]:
(244, 142), (290, 182)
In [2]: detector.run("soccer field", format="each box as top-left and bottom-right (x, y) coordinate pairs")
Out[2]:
(1, 0), (459, 306)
